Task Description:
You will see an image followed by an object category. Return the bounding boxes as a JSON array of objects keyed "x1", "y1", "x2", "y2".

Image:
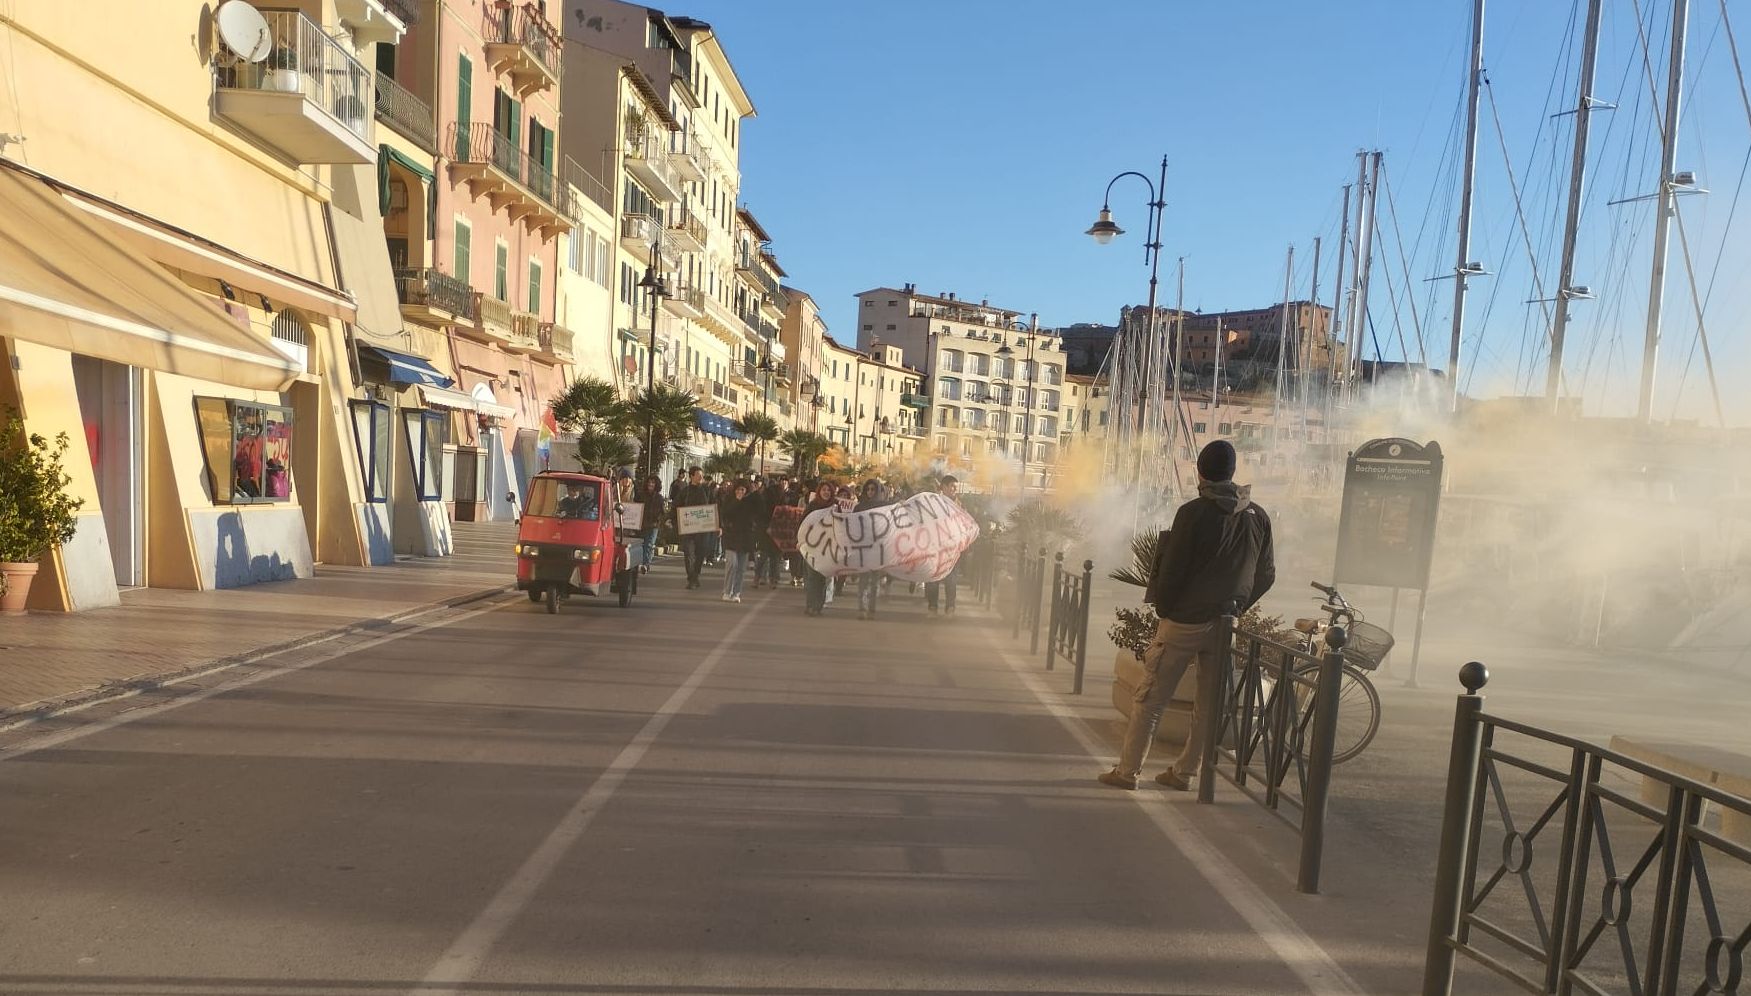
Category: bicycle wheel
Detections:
[{"x1": 1293, "y1": 662, "x2": 1381, "y2": 764}]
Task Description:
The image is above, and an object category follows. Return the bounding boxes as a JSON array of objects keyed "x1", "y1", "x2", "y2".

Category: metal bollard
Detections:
[
  {"x1": 1029, "y1": 547, "x2": 1047, "y2": 655},
  {"x1": 1046, "y1": 552, "x2": 1064, "y2": 670},
  {"x1": 1421, "y1": 662, "x2": 1490, "y2": 996},
  {"x1": 1073, "y1": 559, "x2": 1093, "y2": 695},
  {"x1": 1297, "y1": 627, "x2": 1348, "y2": 895},
  {"x1": 1198, "y1": 611, "x2": 1236, "y2": 805}
]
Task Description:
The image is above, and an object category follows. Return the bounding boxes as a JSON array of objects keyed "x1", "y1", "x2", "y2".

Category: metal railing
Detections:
[
  {"x1": 215, "y1": 8, "x2": 372, "y2": 142},
  {"x1": 375, "y1": 73, "x2": 435, "y2": 152},
  {"x1": 1199, "y1": 613, "x2": 1346, "y2": 894},
  {"x1": 620, "y1": 214, "x2": 658, "y2": 244},
  {"x1": 1045, "y1": 553, "x2": 1094, "y2": 694},
  {"x1": 1422, "y1": 665, "x2": 1751, "y2": 996},
  {"x1": 962, "y1": 536, "x2": 997, "y2": 608},
  {"x1": 449, "y1": 122, "x2": 563, "y2": 212},
  {"x1": 625, "y1": 131, "x2": 680, "y2": 192},
  {"x1": 1011, "y1": 544, "x2": 1047, "y2": 651},
  {"x1": 394, "y1": 267, "x2": 475, "y2": 320},
  {"x1": 482, "y1": 2, "x2": 561, "y2": 81},
  {"x1": 667, "y1": 208, "x2": 708, "y2": 247},
  {"x1": 381, "y1": 0, "x2": 419, "y2": 25},
  {"x1": 564, "y1": 156, "x2": 613, "y2": 213}
]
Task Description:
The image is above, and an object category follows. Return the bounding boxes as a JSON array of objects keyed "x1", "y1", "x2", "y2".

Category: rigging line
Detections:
[
  {"x1": 1482, "y1": 77, "x2": 1565, "y2": 391},
  {"x1": 1372, "y1": 216, "x2": 1416, "y2": 365},
  {"x1": 1378, "y1": 164, "x2": 1430, "y2": 365},
  {"x1": 1722, "y1": 0, "x2": 1751, "y2": 131},
  {"x1": 1666, "y1": 198, "x2": 1728, "y2": 428}
]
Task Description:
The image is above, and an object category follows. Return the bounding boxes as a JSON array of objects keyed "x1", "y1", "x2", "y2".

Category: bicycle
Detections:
[{"x1": 1289, "y1": 581, "x2": 1393, "y2": 764}]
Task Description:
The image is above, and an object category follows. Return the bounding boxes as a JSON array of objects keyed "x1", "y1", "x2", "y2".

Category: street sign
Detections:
[{"x1": 1334, "y1": 438, "x2": 1443, "y2": 590}]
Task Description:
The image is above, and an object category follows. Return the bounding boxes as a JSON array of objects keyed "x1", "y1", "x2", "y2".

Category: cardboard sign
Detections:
[
  {"x1": 797, "y1": 492, "x2": 980, "y2": 582},
  {"x1": 676, "y1": 503, "x2": 720, "y2": 535},
  {"x1": 768, "y1": 505, "x2": 804, "y2": 554},
  {"x1": 619, "y1": 502, "x2": 645, "y2": 532}
]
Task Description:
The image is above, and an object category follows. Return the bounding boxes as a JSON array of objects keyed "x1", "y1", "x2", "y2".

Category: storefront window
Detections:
[
  {"x1": 349, "y1": 400, "x2": 391, "y2": 503},
  {"x1": 194, "y1": 397, "x2": 294, "y2": 504},
  {"x1": 403, "y1": 409, "x2": 448, "y2": 501}
]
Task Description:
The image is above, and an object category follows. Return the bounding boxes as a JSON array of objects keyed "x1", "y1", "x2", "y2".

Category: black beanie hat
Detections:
[{"x1": 1197, "y1": 440, "x2": 1237, "y2": 483}]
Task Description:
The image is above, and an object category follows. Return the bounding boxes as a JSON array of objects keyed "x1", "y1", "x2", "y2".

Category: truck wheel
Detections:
[
  {"x1": 545, "y1": 585, "x2": 558, "y2": 614},
  {"x1": 527, "y1": 589, "x2": 542, "y2": 603},
  {"x1": 618, "y1": 571, "x2": 633, "y2": 607}
]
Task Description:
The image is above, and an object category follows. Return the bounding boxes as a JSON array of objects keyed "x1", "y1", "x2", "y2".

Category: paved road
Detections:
[{"x1": 0, "y1": 566, "x2": 1416, "y2": 995}]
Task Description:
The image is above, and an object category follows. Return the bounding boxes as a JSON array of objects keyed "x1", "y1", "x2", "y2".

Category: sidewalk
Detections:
[{"x1": 0, "y1": 521, "x2": 517, "y2": 716}]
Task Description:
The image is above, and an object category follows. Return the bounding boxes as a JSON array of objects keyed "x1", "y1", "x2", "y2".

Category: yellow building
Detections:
[{"x1": 0, "y1": 0, "x2": 419, "y2": 609}]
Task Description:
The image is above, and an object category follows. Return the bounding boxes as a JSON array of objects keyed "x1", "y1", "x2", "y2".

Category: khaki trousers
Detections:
[{"x1": 1116, "y1": 618, "x2": 1216, "y2": 779}]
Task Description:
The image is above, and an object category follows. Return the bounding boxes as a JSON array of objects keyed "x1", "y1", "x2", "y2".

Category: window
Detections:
[
  {"x1": 494, "y1": 242, "x2": 509, "y2": 301},
  {"x1": 1218, "y1": 422, "x2": 1232, "y2": 435},
  {"x1": 453, "y1": 219, "x2": 471, "y2": 283},
  {"x1": 885, "y1": 324, "x2": 896, "y2": 331},
  {"x1": 938, "y1": 377, "x2": 961, "y2": 401},
  {"x1": 404, "y1": 410, "x2": 446, "y2": 501},
  {"x1": 620, "y1": 262, "x2": 634, "y2": 305},
  {"x1": 862, "y1": 324, "x2": 873, "y2": 332},
  {"x1": 526, "y1": 476, "x2": 601, "y2": 520},
  {"x1": 864, "y1": 300, "x2": 874, "y2": 307},
  {"x1": 887, "y1": 299, "x2": 896, "y2": 306},
  {"x1": 527, "y1": 258, "x2": 542, "y2": 313},
  {"x1": 594, "y1": 236, "x2": 611, "y2": 287},
  {"x1": 348, "y1": 401, "x2": 391, "y2": 503},
  {"x1": 567, "y1": 232, "x2": 582, "y2": 273},
  {"x1": 1193, "y1": 422, "x2": 1207, "y2": 434}
]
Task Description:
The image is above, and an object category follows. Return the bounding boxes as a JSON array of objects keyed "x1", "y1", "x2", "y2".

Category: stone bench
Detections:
[{"x1": 1608, "y1": 737, "x2": 1751, "y2": 846}]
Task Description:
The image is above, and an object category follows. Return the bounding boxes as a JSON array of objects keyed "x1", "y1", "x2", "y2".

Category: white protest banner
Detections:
[
  {"x1": 618, "y1": 501, "x2": 645, "y2": 531},
  {"x1": 797, "y1": 492, "x2": 980, "y2": 582},
  {"x1": 676, "y1": 504, "x2": 720, "y2": 535}
]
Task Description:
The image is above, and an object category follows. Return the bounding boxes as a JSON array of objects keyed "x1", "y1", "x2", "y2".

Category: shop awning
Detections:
[
  {"x1": 693, "y1": 407, "x2": 745, "y2": 440},
  {"x1": 0, "y1": 162, "x2": 301, "y2": 391},
  {"x1": 359, "y1": 345, "x2": 453, "y2": 388},
  {"x1": 418, "y1": 385, "x2": 517, "y2": 419}
]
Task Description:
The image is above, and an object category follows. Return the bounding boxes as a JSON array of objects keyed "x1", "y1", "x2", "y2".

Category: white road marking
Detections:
[
  {"x1": 412, "y1": 594, "x2": 770, "y2": 995},
  {"x1": 0, "y1": 598, "x2": 514, "y2": 760},
  {"x1": 987, "y1": 632, "x2": 1368, "y2": 996}
]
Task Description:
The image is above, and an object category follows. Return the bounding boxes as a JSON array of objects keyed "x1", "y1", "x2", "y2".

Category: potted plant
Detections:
[
  {"x1": 264, "y1": 45, "x2": 300, "y2": 93},
  {"x1": 0, "y1": 408, "x2": 84, "y2": 614},
  {"x1": 333, "y1": 92, "x2": 367, "y2": 128}
]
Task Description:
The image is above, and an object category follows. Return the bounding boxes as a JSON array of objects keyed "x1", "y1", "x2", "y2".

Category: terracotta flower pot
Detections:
[{"x1": 0, "y1": 561, "x2": 39, "y2": 615}]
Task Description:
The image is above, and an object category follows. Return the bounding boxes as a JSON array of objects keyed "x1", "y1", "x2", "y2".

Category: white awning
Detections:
[{"x1": 419, "y1": 386, "x2": 481, "y2": 412}]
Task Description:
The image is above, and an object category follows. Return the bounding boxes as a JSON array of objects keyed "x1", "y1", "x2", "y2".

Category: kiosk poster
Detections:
[
  {"x1": 797, "y1": 492, "x2": 980, "y2": 583},
  {"x1": 231, "y1": 402, "x2": 293, "y2": 503},
  {"x1": 676, "y1": 504, "x2": 720, "y2": 535},
  {"x1": 1333, "y1": 438, "x2": 1443, "y2": 590}
]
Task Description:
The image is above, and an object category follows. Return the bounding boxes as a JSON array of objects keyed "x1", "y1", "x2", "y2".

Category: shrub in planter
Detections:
[
  {"x1": 1107, "y1": 529, "x2": 1295, "y2": 658},
  {"x1": 0, "y1": 408, "x2": 84, "y2": 613},
  {"x1": 264, "y1": 46, "x2": 300, "y2": 93},
  {"x1": 333, "y1": 93, "x2": 367, "y2": 123}
]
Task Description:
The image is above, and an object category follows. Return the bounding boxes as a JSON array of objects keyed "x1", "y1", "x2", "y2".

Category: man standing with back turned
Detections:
[{"x1": 1100, "y1": 440, "x2": 1275, "y2": 791}]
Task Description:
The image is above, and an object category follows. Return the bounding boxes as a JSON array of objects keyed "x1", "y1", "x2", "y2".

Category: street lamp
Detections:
[
  {"x1": 637, "y1": 265, "x2": 669, "y2": 479},
  {"x1": 1087, "y1": 156, "x2": 1169, "y2": 486},
  {"x1": 996, "y1": 313, "x2": 1039, "y2": 491}
]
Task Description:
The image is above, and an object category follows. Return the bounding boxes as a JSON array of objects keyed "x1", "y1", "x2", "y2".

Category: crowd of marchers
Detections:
[{"x1": 620, "y1": 466, "x2": 966, "y2": 620}]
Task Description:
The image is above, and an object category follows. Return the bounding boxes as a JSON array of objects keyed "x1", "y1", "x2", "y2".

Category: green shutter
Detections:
[
  {"x1": 528, "y1": 260, "x2": 541, "y2": 313},
  {"x1": 456, "y1": 55, "x2": 472, "y2": 159},
  {"x1": 454, "y1": 222, "x2": 470, "y2": 282},
  {"x1": 541, "y1": 127, "x2": 555, "y2": 170},
  {"x1": 495, "y1": 244, "x2": 508, "y2": 301}
]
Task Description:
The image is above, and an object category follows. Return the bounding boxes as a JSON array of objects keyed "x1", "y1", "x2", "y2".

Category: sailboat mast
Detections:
[
  {"x1": 1636, "y1": 0, "x2": 1692, "y2": 422},
  {"x1": 1277, "y1": 245, "x2": 1294, "y2": 420},
  {"x1": 1546, "y1": 0, "x2": 1604, "y2": 409},
  {"x1": 1213, "y1": 316, "x2": 1224, "y2": 412},
  {"x1": 1448, "y1": 0, "x2": 1486, "y2": 412},
  {"x1": 1353, "y1": 153, "x2": 1382, "y2": 393}
]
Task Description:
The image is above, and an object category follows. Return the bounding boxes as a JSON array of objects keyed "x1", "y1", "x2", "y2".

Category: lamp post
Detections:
[
  {"x1": 1086, "y1": 156, "x2": 1169, "y2": 486},
  {"x1": 997, "y1": 313, "x2": 1039, "y2": 492},
  {"x1": 637, "y1": 265, "x2": 669, "y2": 479}
]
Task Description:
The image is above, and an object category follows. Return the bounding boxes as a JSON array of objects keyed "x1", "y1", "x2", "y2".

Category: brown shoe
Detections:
[
  {"x1": 1097, "y1": 769, "x2": 1137, "y2": 791},
  {"x1": 1154, "y1": 767, "x2": 1191, "y2": 791}
]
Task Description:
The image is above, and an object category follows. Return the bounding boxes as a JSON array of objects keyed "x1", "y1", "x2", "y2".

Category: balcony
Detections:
[
  {"x1": 665, "y1": 209, "x2": 707, "y2": 253},
  {"x1": 670, "y1": 126, "x2": 706, "y2": 183},
  {"x1": 900, "y1": 393, "x2": 930, "y2": 410},
  {"x1": 336, "y1": 0, "x2": 411, "y2": 47},
  {"x1": 730, "y1": 361, "x2": 757, "y2": 386},
  {"x1": 760, "y1": 287, "x2": 789, "y2": 317},
  {"x1": 537, "y1": 322, "x2": 574, "y2": 362},
  {"x1": 661, "y1": 281, "x2": 705, "y2": 318},
  {"x1": 374, "y1": 73, "x2": 434, "y2": 153},
  {"x1": 624, "y1": 131, "x2": 683, "y2": 203},
  {"x1": 448, "y1": 122, "x2": 570, "y2": 237},
  {"x1": 505, "y1": 309, "x2": 541, "y2": 353},
  {"x1": 902, "y1": 425, "x2": 928, "y2": 438},
  {"x1": 482, "y1": 2, "x2": 561, "y2": 96},
  {"x1": 394, "y1": 267, "x2": 476, "y2": 326},
  {"x1": 564, "y1": 156, "x2": 613, "y2": 214},
  {"x1": 213, "y1": 9, "x2": 374, "y2": 165},
  {"x1": 619, "y1": 214, "x2": 661, "y2": 263},
  {"x1": 462, "y1": 292, "x2": 514, "y2": 345}
]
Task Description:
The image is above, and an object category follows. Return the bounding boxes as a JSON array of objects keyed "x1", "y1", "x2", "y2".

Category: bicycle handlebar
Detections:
[{"x1": 1310, "y1": 581, "x2": 1338, "y2": 597}]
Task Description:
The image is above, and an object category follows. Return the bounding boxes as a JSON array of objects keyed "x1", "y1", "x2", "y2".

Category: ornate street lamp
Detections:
[{"x1": 1086, "y1": 156, "x2": 1169, "y2": 486}]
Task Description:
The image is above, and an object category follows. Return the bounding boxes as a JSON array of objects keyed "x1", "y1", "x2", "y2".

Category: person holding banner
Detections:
[
  {"x1": 924, "y1": 475, "x2": 963, "y2": 617},
  {"x1": 853, "y1": 479, "x2": 892, "y2": 621},
  {"x1": 801, "y1": 481, "x2": 839, "y2": 616},
  {"x1": 674, "y1": 467, "x2": 717, "y2": 590}
]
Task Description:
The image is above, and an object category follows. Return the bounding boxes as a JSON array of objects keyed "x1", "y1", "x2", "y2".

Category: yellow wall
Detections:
[{"x1": 0, "y1": 339, "x2": 102, "y2": 610}]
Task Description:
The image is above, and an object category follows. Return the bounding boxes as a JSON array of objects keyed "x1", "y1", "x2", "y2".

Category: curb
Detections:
[{"x1": 0, "y1": 583, "x2": 513, "y2": 732}]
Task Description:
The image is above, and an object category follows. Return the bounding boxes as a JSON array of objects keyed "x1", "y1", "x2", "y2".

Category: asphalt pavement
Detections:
[{"x1": 0, "y1": 562, "x2": 1425, "y2": 995}]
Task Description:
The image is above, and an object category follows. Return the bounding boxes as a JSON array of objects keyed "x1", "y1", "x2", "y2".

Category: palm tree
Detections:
[
  {"x1": 776, "y1": 429, "x2": 831, "y2": 478},
  {"x1": 703, "y1": 449, "x2": 752, "y2": 478},
  {"x1": 621, "y1": 382, "x2": 699, "y2": 481},
  {"x1": 550, "y1": 377, "x2": 634, "y2": 476},
  {"x1": 733, "y1": 412, "x2": 781, "y2": 474}
]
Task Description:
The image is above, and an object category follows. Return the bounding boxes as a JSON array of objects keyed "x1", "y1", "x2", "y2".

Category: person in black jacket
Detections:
[
  {"x1": 1100, "y1": 440, "x2": 1275, "y2": 791},
  {"x1": 637, "y1": 476, "x2": 666, "y2": 574},
  {"x1": 853, "y1": 479, "x2": 891, "y2": 620},
  {"x1": 673, "y1": 466, "x2": 717, "y2": 589}
]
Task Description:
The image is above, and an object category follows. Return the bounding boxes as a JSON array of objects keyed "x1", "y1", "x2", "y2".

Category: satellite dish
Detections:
[{"x1": 215, "y1": 1, "x2": 274, "y2": 63}]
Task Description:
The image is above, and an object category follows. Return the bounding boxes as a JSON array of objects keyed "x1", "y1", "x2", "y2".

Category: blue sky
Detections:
[{"x1": 678, "y1": 0, "x2": 1751, "y2": 423}]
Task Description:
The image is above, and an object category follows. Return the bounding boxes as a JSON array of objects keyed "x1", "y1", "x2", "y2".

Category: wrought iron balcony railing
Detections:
[
  {"x1": 394, "y1": 267, "x2": 476, "y2": 320},
  {"x1": 374, "y1": 73, "x2": 434, "y2": 152}
]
